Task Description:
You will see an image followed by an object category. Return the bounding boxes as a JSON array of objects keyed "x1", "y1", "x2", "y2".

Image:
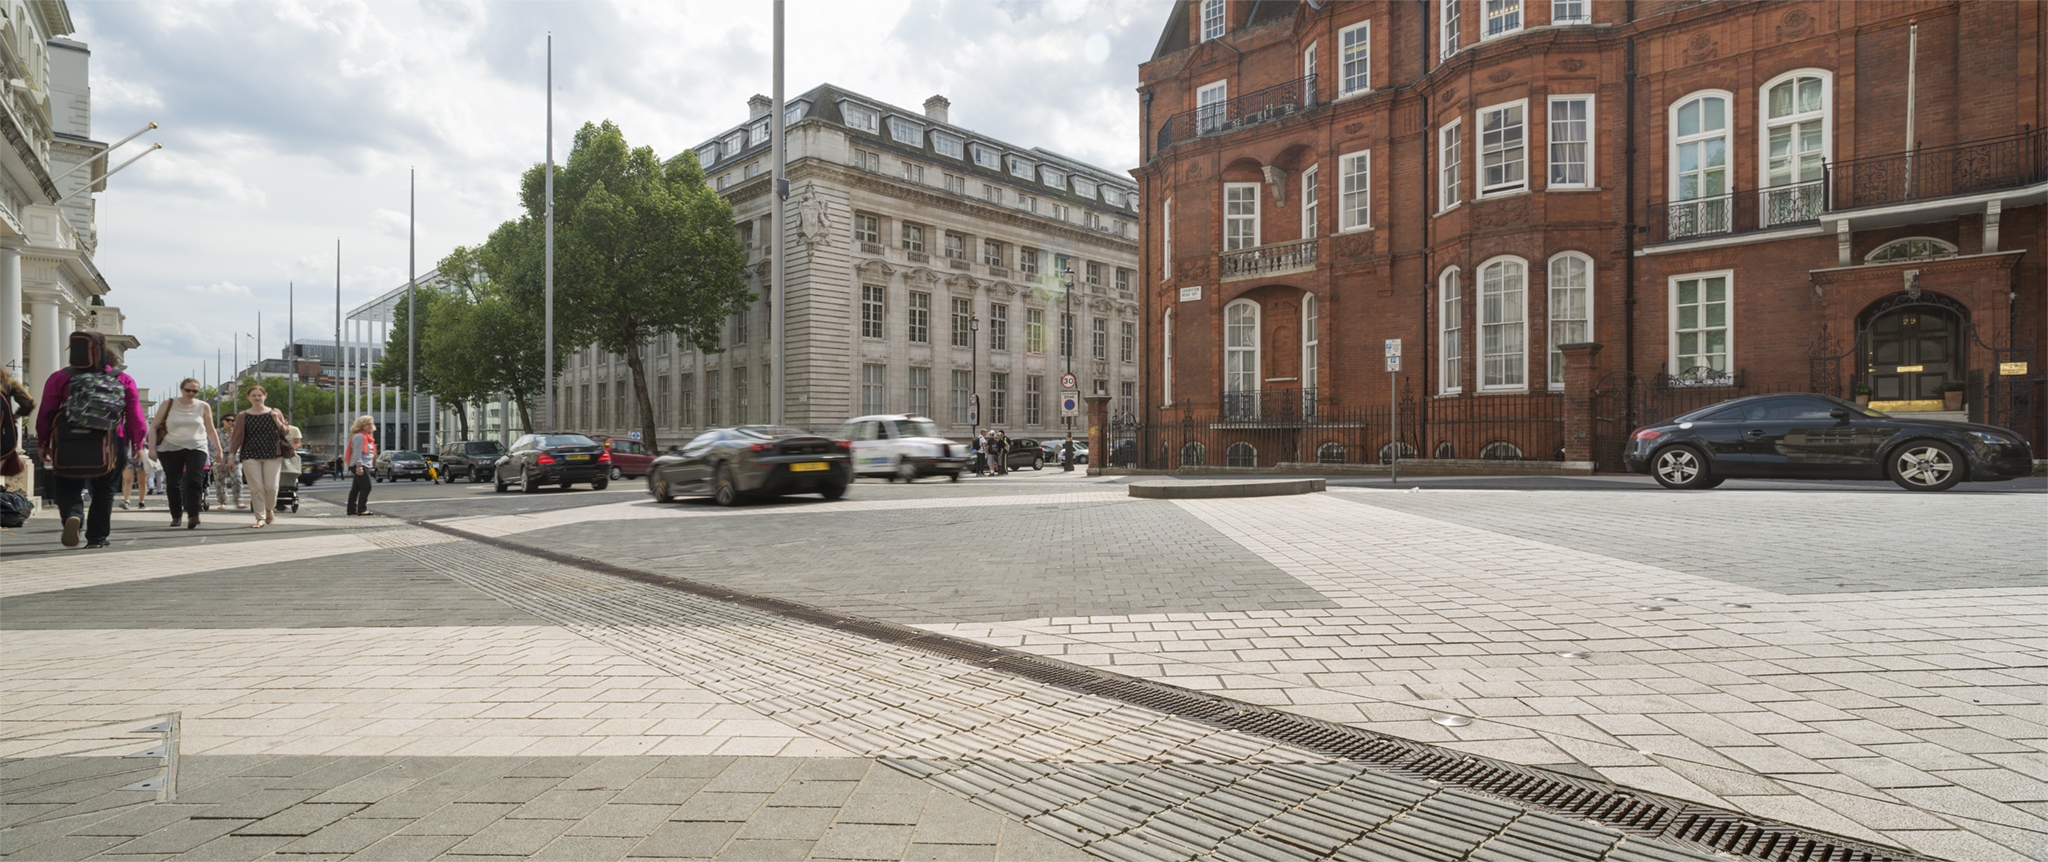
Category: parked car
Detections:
[
  {"x1": 647, "y1": 426, "x2": 852, "y2": 506},
  {"x1": 990, "y1": 436, "x2": 1043, "y2": 470},
  {"x1": 297, "y1": 450, "x2": 327, "y2": 485},
  {"x1": 1039, "y1": 439, "x2": 1089, "y2": 466},
  {"x1": 437, "y1": 440, "x2": 506, "y2": 484},
  {"x1": 590, "y1": 435, "x2": 655, "y2": 480},
  {"x1": 494, "y1": 433, "x2": 611, "y2": 493},
  {"x1": 837, "y1": 415, "x2": 967, "y2": 482},
  {"x1": 1624, "y1": 393, "x2": 2035, "y2": 492},
  {"x1": 374, "y1": 450, "x2": 432, "y2": 482}
]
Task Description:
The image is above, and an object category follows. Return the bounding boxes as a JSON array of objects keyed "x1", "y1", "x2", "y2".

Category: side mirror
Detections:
[
  {"x1": 667, "y1": 445, "x2": 681, "y2": 454},
  {"x1": 1829, "y1": 408, "x2": 1849, "y2": 420}
]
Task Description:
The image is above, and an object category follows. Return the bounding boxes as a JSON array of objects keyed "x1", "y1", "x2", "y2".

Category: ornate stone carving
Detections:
[
  {"x1": 1441, "y1": 88, "x2": 1458, "y2": 105},
  {"x1": 1183, "y1": 161, "x2": 1204, "y2": 181},
  {"x1": 1343, "y1": 122, "x2": 1366, "y2": 135},
  {"x1": 1486, "y1": 68, "x2": 1514, "y2": 83},
  {"x1": 1777, "y1": 7, "x2": 1814, "y2": 41},
  {"x1": 1682, "y1": 31, "x2": 1719, "y2": 63},
  {"x1": 1473, "y1": 196, "x2": 1531, "y2": 229},
  {"x1": 1560, "y1": 58, "x2": 1586, "y2": 72},
  {"x1": 1333, "y1": 232, "x2": 1373, "y2": 259},
  {"x1": 796, "y1": 192, "x2": 834, "y2": 248}
]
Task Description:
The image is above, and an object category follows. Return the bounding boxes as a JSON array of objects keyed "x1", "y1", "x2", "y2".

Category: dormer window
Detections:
[
  {"x1": 888, "y1": 117, "x2": 922, "y2": 145},
  {"x1": 1040, "y1": 167, "x2": 1065, "y2": 188},
  {"x1": 695, "y1": 144, "x2": 719, "y2": 166},
  {"x1": 785, "y1": 102, "x2": 808, "y2": 124},
  {"x1": 1102, "y1": 188, "x2": 1124, "y2": 207},
  {"x1": 971, "y1": 144, "x2": 1000, "y2": 169},
  {"x1": 1200, "y1": 0, "x2": 1224, "y2": 42},
  {"x1": 723, "y1": 131, "x2": 745, "y2": 154},
  {"x1": 841, "y1": 102, "x2": 880, "y2": 133},
  {"x1": 1007, "y1": 156, "x2": 1034, "y2": 180},
  {"x1": 931, "y1": 131, "x2": 964, "y2": 159},
  {"x1": 748, "y1": 119, "x2": 769, "y2": 144},
  {"x1": 1072, "y1": 178, "x2": 1099, "y2": 199}
]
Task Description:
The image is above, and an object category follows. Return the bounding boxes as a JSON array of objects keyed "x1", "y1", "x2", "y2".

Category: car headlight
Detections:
[{"x1": 1968, "y1": 431, "x2": 2014, "y2": 445}]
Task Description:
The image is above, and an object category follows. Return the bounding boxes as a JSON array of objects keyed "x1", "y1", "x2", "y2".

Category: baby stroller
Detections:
[{"x1": 275, "y1": 467, "x2": 300, "y2": 513}]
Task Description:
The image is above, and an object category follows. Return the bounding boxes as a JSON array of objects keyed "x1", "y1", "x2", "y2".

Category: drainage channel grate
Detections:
[{"x1": 412, "y1": 520, "x2": 1936, "y2": 862}]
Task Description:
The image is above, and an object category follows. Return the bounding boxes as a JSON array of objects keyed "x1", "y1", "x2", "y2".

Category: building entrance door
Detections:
[{"x1": 1864, "y1": 306, "x2": 1959, "y2": 404}]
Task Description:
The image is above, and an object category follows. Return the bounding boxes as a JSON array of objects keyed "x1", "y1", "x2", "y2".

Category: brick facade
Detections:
[{"x1": 1135, "y1": 0, "x2": 2047, "y2": 465}]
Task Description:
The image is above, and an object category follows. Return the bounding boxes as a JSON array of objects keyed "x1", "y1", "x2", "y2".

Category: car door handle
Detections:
[{"x1": 1745, "y1": 429, "x2": 1767, "y2": 438}]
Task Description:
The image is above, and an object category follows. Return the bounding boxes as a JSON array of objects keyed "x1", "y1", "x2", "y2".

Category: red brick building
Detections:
[{"x1": 1130, "y1": 0, "x2": 2045, "y2": 470}]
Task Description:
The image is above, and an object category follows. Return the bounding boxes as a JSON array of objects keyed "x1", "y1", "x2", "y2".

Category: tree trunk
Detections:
[
  {"x1": 624, "y1": 331, "x2": 659, "y2": 451},
  {"x1": 452, "y1": 399, "x2": 471, "y2": 440},
  {"x1": 510, "y1": 384, "x2": 535, "y2": 434}
]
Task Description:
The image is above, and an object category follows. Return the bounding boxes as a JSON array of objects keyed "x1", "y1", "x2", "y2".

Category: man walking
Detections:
[{"x1": 34, "y1": 331, "x2": 146, "y2": 549}]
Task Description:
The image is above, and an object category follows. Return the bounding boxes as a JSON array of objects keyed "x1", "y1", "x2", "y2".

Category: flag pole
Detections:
[{"x1": 543, "y1": 33, "x2": 555, "y2": 434}]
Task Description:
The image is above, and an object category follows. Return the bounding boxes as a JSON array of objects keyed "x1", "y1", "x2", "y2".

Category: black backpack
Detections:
[{"x1": 50, "y1": 332, "x2": 124, "y2": 478}]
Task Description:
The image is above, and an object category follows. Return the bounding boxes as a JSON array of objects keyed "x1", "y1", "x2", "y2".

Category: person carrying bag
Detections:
[
  {"x1": 149, "y1": 377, "x2": 223, "y2": 529},
  {"x1": 227, "y1": 385, "x2": 289, "y2": 528},
  {"x1": 34, "y1": 332, "x2": 146, "y2": 548},
  {"x1": 344, "y1": 416, "x2": 376, "y2": 515}
]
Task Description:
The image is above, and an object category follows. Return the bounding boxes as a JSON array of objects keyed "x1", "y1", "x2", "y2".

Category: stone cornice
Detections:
[
  {"x1": 789, "y1": 160, "x2": 1139, "y2": 258},
  {"x1": 1809, "y1": 250, "x2": 2024, "y2": 284}
]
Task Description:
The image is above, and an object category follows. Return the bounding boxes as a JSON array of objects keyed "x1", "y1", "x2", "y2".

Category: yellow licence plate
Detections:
[
  {"x1": 567, "y1": 454, "x2": 591, "y2": 461},
  {"x1": 789, "y1": 462, "x2": 828, "y2": 472}
]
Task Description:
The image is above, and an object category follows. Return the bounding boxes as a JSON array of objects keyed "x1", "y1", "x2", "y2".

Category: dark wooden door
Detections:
[{"x1": 1867, "y1": 309, "x2": 1958, "y2": 401}]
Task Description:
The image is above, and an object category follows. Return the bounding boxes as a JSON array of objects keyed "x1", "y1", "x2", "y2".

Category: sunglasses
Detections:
[{"x1": 182, "y1": 388, "x2": 199, "y2": 394}]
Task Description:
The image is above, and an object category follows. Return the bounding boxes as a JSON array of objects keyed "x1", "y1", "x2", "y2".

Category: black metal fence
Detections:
[
  {"x1": 1830, "y1": 127, "x2": 2047, "y2": 209},
  {"x1": 1156, "y1": 74, "x2": 1318, "y2": 152},
  {"x1": 1120, "y1": 390, "x2": 1565, "y2": 471},
  {"x1": 1587, "y1": 372, "x2": 1808, "y2": 473}
]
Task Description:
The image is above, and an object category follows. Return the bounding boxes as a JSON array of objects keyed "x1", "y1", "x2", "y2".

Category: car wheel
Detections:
[
  {"x1": 1650, "y1": 445, "x2": 1714, "y2": 490},
  {"x1": 713, "y1": 466, "x2": 742, "y2": 506},
  {"x1": 821, "y1": 480, "x2": 847, "y2": 500},
  {"x1": 610, "y1": 466, "x2": 623, "y2": 481},
  {"x1": 1889, "y1": 440, "x2": 1963, "y2": 491},
  {"x1": 896, "y1": 459, "x2": 918, "y2": 483},
  {"x1": 592, "y1": 478, "x2": 609, "y2": 491},
  {"x1": 1033, "y1": 457, "x2": 1043, "y2": 471},
  {"x1": 494, "y1": 471, "x2": 508, "y2": 493},
  {"x1": 652, "y1": 476, "x2": 674, "y2": 503},
  {"x1": 522, "y1": 468, "x2": 541, "y2": 494},
  {"x1": 949, "y1": 471, "x2": 960, "y2": 483},
  {"x1": 560, "y1": 480, "x2": 575, "y2": 490}
]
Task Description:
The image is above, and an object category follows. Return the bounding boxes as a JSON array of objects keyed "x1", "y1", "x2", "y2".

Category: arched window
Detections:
[
  {"x1": 1226, "y1": 442, "x2": 1257, "y2": 467},
  {"x1": 1669, "y1": 91, "x2": 1732, "y2": 237},
  {"x1": 1180, "y1": 441, "x2": 1206, "y2": 467},
  {"x1": 1866, "y1": 237, "x2": 1958, "y2": 263},
  {"x1": 1379, "y1": 441, "x2": 1417, "y2": 463},
  {"x1": 1317, "y1": 442, "x2": 1346, "y2": 464},
  {"x1": 1479, "y1": 256, "x2": 1527, "y2": 390},
  {"x1": 1224, "y1": 300, "x2": 1260, "y2": 417},
  {"x1": 1548, "y1": 252, "x2": 1592, "y2": 389},
  {"x1": 1302, "y1": 293, "x2": 1320, "y2": 402},
  {"x1": 1761, "y1": 71, "x2": 1830, "y2": 227},
  {"x1": 1439, "y1": 267, "x2": 1462, "y2": 393},
  {"x1": 1479, "y1": 441, "x2": 1524, "y2": 460}
]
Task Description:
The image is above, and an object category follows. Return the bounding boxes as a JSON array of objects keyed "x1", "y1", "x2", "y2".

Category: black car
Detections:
[
  {"x1": 647, "y1": 426, "x2": 851, "y2": 506},
  {"x1": 375, "y1": 450, "x2": 432, "y2": 482},
  {"x1": 438, "y1": 440, "x2": 506, "y2": 483},
  {"x1": 296, "y1": 449, "x2": 326, "y2": 485},
  {"x1": 494, "y1": 434, "x2": 611, "y2": 492},
  {"x1": 1624, "y1": 393, "x2": 2034, "y2": 491}
]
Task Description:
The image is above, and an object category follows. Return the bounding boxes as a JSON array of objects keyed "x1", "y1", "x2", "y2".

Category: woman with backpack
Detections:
[
  {"x1": 149, "y1": 377, "x2": 223, "y2": 529},
  {"x1": 33, "y1": 331, "x2": 145, "y2": 549},
  {"x1": 344, "y1": 415, "x2": 376, "y2": 516},
  {"x1": 227, "y1": 386, "x2": 289, "y2": 528}
]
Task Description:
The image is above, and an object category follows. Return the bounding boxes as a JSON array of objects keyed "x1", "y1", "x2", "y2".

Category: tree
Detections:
[{"x1": 501, "y1": 120, "x2": 750, "y2": 450}]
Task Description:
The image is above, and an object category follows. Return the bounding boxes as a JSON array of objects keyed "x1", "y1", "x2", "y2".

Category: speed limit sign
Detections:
[{"x1": 1060, "y1": 372, "x2": 1078, "y2": 390}]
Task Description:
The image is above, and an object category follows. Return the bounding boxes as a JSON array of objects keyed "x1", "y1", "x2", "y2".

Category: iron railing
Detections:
[
  {"x1": 1127, "y1": 390, "x2": 1568, "y2": 470},
  {"x1": 1829, "y1": 127, "x2": 2047, "y2": 209},
  {"x1": 1650, "y1": 181, "x2": 1824, "y2": 242},
  {"x1": 1220, "y1": 387, "x2": 1319, "y2": 422},
  {"x1": 1221, "y1": 236, "x2": 1319, "y2": 281},
  {"x1": 1157, "y1": 74, "x2": 1318, "y2": 152}
]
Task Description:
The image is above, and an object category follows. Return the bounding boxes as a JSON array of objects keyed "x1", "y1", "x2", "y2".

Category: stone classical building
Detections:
[
  {"x1": 555, "y1": 85, "x2": 1142, "y2": 446},
  {"x1": 1133, "y1": 0, "x2": 2044, "y2": 469},
  {"x1": 3, "y1": 1, "x2": 136, "y2": 394}
]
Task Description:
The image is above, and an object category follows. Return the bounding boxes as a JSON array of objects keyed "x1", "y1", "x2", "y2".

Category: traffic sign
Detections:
[
  {"x1": 1384, "y1": 338, "x2": 1402, "y2": 357},
  {"x1": 629, "y1": 431, "x2": 642, "y2": 440},
  {"x1": 1060, "y1": 372, "x2": 1078, "y2": 390},
  {"x1": 1385, "y1": 355, "x2": 1402, "y2": 372},
  {"x1": 1060, "y1": 391, "x2": 1080, "y2": 417},
  {"x1": 969, "y1": 393, "x2": 980, "y2": 424}
]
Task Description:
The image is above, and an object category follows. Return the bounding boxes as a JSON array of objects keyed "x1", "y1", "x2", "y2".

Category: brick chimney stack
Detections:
[
  {"x1": 923, "y1": 95, "x2": 950, "y2": 124},
  {"x1": 748, "y1": 94, "x2": 772, "y2": 119}
]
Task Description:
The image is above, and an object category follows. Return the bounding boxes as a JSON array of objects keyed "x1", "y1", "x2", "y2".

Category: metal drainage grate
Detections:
[{"x1": 410, "y1": 519, "x2": 1938, "y2": 862}]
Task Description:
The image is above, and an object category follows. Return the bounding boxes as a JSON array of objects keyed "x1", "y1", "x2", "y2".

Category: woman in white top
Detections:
[{"x1": 148, "y1": 377, "x2": 224, "y2": 530}]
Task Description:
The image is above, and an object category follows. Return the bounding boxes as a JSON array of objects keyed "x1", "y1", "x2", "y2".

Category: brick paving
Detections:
[{"x1": 3, "y1": 478, "x2": 2041, "y2": 860}]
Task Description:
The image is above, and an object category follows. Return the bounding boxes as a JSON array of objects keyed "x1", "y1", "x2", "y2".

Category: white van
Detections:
[{"x1": 835, "y1": 415, "x2": 968, "y2": 482}]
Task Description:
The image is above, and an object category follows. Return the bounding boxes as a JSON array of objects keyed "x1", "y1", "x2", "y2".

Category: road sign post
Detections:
[{"x1": 1385, "y1": 339, "x2": 1402, "y2": 483}]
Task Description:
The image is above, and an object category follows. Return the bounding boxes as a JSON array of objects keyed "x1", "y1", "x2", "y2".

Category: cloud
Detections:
[{"x1": 183, "y1": 281, "x2": 255, "y2": 297}]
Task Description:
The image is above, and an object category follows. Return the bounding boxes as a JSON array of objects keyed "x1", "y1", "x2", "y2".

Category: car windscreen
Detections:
[
  {"x1": 736, "y1": 426, "x2": 813, "y2": 439},
  {"x1": 539, "y1": 435, "x2": 597, "y2": 448},
  {"x1": 391, "y1": 451, "x2": 423, "y2": 461},
  {"x1": 893, "y1": 420, "x2": 942, "y2": 439},
  {"x1": 466, "y1": 442, "x2": 503, "y2": 455}
]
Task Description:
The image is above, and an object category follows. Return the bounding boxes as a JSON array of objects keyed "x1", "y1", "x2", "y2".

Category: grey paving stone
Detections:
[
  {"x1": 234, "y1": 802, "x2": 361, "y2": 837},
  {"x1": 456, "y1": 775, "x2": 565, "y2": 804},
  {"x1": 566, "y1": 758, "x2": 664, "y2": 789},
  {"x1": 66, "y1": 802, "x2": 210, "y2": 836},
  {"x1": 103, "y1": 818, "x2": 251, "y2": 855},
  {"x1": 671, "y1": 792, "x2": 769, "y2": 822},
  {"x1": 509, "y1": 756, "x2": 603, "y2": 779},
  {"x1": 700, "y1": 758, "x2": 801, "y2": 793},
  {"x1": 175, "y1": 833, "x2": 298, "y2": 861},
  {"x1": 153, "y1": 777, "x2": 272, "y2": 806},
  {"x1": 810, "y1": 823, "x2": 916, "y2": 861},
  {"x1": 567, "y1": 804, "x2": 681, "y2": 838},
  {"x1": 993, "y1": 822, "x2": 1093, "y2": 862},
  {"x1": 734, "y1": 806, "x2": 836, "y2": 841},
  {"x1": 531, "y1": 834, "x2": 641, "y2": 861},
  {"x1": 905, "y1": 841, "x2": 998, "y2": 861},
  {"x1": 398, "y1": 802, "x2": 518, "y2": 835},
  {"x1": 647, "y1": 756, "x2": 736, "y2": 779},
  {"x1": 2, "y1": 834, "x2": 126, "y2": 862},
  {"x1": 350, "y1": 788, "x2": 463, "y2": 820},
  {"x1": 713, "y1": 838, "x2": 815, "y2": 860},
  {"x1": 508, "y1": 788, "x2": 617, "y2": 820},
  {"x1": 631, "y1": 820, "x2": 742, "y2": 857},
  {"x1": 766, "y1": 779, "x2": 859, "y2": 808},
  {"x1": 343, "y1": 832, "x2": 465, "y2": 861},
  {"x1": 836, "y1": 789, "x2": 930, "y2": 825},
  {"x1": 793, "y1": 759, "x2": 875, "y2": 782},
  {"x1": 192, "y1": 787, "x2": 322, "y2": 820},
  {"x1": 447, "y1": 816, "x2": 573, "y2": 856},
  {"x1": 273, "y1": 815, "x2": 409, "y2": 854},
  {"x1": 612, "y1": 777, "x2": 710, "y2": 805}
]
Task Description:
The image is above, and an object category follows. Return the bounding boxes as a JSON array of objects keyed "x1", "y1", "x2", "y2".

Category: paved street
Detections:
[{"x1": 2, "y1": 470, "x2": 2043, "y2": 862}]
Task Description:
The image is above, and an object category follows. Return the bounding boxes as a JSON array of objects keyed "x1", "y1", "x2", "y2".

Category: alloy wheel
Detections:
[
  {"x1": 1653, "y1": 447, "x2": 1707, "y2": 489},
  {"x1": 1894, "y1": 444, "x2": 1955, "y2": 488}
]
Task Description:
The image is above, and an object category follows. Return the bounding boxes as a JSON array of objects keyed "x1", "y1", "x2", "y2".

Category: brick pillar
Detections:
[
  {"x1": 1084, "y1": 394, "x2": 1111, "y2": 476},
  {"x1": 1558, "y1": 342, "x2": 1604, "y2": 464}
]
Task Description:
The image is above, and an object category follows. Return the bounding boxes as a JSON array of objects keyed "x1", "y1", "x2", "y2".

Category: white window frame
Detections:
[
  {"x1": 1441, "y1": 0, "x2": 1462, "y2": 60},
  {"x1": 1670, "y1": 271, "x2": 1734, "y2": 384},
  {"x1": 1338, "y1": 21, "x2": 1370, "y2": 97},
  {"x1": 1302, "y1": 293, "x2": 1319, "y2": 395},
  {"x1": 1007, "y1": 156, "x2": 1034, "y2": 180},
  {"x1": 971, "y1": 144, "x2": 1000, "y2": 169},
  {"x1": 1201, "y1": 0, "x2": 1225, "y2": 41},
  {"x1": 1338, "y1": 150, "x2": 1370, "y2": 231},
  {"x1": 900, "y1": 223, "x2": 924, "y2": 252},
  {"x1": 1197, "y1": 80, "x2": 1229, "y2": 134},
  {"x1": 1758, "y1": 69, "x2": 1832, "y2": 227},
  {"x1": 1477, "y1": 100, "x2": 1528, "y2": 196},
  {"x1": 983, "y1": 239, "x2": 1004, "y2": 267},
  {"x1": 1224, "y1": 182, "x2": 1261, "y2": 249},
  {"x1": 1224, "y1": 299, "x2": 1260, "y2": 399},
  {"x1": 1547, "y1": 252, "x2": 1593, "y2": 389},
  {"x1": 841, "y1": 102, "x2": 880, "y2": 133},
  {"x1": 1040, "y1": 167, "x2": 1065, "y2": 189},
  {"x1": 944, "y1": 232, "x2": 966, "y2": 260},
  {"x1": 1477, "y1": 255, "x2": 1527, "y2": 391},
  {"x1": 1303, "y1": 41, "x2": 1318, "y2": 97},
  {"x1": 906, "y1": 290, "x2": 930, "y2": 344},
  {"x1": 861, "y1": 285, "x2": 885, "y2": 339},
  {"x1": 888, "y1": 117, "x2": 922, "y2": 145},
  {"x1": 1483, "y1": 0, "x2": 1522, "y2": 40},
  {"x1": 908, "y1": 366, "x2": 930, "y2": 418},
  {"x1": 990, "y1": 303, "x2": 1009, "y2": 351},
  {"x1": 1162, "y1": 198, "x2": 1174, "y2": 280},
  {"x1": 1669, "y1": 90, "x2": 1733, "y2": 235},
  {"x1": 931, "y1": 131, "x2": 964, "y2": 159},
  {"x1": 1547, "y1": 95, "x2": 1594, "y2": 189},
  {"x1": 853, "y1": 213, "x2": 879, "y2": 245},
  {"x1": 1439, "y1": 267, "x2": 1462, "y2": 393},
  {"x1": 1551, "y1": 0, "x2": 1589, "y2": 25},
  {"x1": 1439, "y1": 119, "x2": 1463, "y2": 210},
  {"x1": 861, "y1": 364, "x2": 886, "y2": 415},
  {"x1": 1121, "y1": 321, "x2": 1136, "y2": 363},
  {"x1": 1301, "y1": 164, "x2": 1319, "y2": 238},
  {"x1": 1163, "y1": 308, "x2": 1174, "y2": 406}
]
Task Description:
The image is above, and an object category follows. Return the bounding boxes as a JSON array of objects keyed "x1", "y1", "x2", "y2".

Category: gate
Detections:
[{"x1": 1589, "y1": 372, "x2": 1644, "y2": 473}]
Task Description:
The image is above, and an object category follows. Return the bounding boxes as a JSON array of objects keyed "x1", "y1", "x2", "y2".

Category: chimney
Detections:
[
  {"x1": 748, "y1": 94, "x2": 772, "y2": 119},
  {"x1": 923, "y1": 95, "x2": 950, "y2": 124}
]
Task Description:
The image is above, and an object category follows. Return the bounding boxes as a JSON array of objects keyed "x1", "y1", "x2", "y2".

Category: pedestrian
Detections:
[
  {"x1": 970, "y1": 432, "x2": 986, "y2": 476},
  {"x1": 228, "y1": 386, "x2": 289, "y2": 528},
  {"x1": 119, "y1": 441, "x2": 152, "y2": 510},
  {"x1": 34, "y1": 331, "x2": 146, "y2": 549},
  {"x1": 212, "y1": 413, "x2": 243, "y2": 511},
  {"x1": 992, "y1": 431, "x2": 1009, "y2": 475},
  {"x1": 148, "y1": 377, "x2": 223, "y2": 530},
  {"x1": 1, "y1": 365, "x2": 33, "y2": 500},
  {"x1": 344, "y1": 415, "x2": 376, "y2": 516}
]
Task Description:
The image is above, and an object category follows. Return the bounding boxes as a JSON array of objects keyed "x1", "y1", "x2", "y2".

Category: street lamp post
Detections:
[
  {"x1": 969, "y1": 314, "x2": 980, "y2": 440},
  {"x1": 1060, "y1": 265, "x2": 1076, "y2": 435}
]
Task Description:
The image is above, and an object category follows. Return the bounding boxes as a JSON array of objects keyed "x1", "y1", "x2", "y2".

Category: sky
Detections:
[{"x1": 73, "y1": 0, "x2": 1173, "y2": 403}]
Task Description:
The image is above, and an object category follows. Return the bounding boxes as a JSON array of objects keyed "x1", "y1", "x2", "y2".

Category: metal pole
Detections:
[
  {"x1": 335, "y1": 239, "x2": 342, "y2": 457},
  {"x1": 771, "y1": 0, "x2": 786, "y2": 426},
  {"x1": 1389, "y1": 369, "x2": 1399, "y2": 483},
  {"x1": 288, "y1": 281, "x2": 294, "y2": 420},
  {"x1": 544, "y1": 32, "x2": 555, "y2": 433},
  {"x1": 1903, "y1": 22, "x2": 1919, "y2": 198},
  {"x1": 408, "y1": 167, "x2": 416, "y2": 452}
]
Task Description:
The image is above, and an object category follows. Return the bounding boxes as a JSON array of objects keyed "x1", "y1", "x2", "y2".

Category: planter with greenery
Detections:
[
  {"x1": 1938, "y1": 379, "x2": 1966, "y2": 410},
  {"x1": 1851, "y1": 382, "x2": 1872, "y2": 405}
]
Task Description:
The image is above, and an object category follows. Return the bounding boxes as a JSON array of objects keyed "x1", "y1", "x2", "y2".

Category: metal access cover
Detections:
[{"x1": 1431, "y1": 714, "x2": 1473, "y2": 727}]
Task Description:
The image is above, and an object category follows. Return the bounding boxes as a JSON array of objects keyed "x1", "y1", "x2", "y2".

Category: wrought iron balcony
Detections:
[
  {"x1": 1650, "y1": 181, "x2": 1824, "y2": 242},
  {"x1": 1220, "y1": 236, "x2": 1320, "y2": 281},
  {"x1": 1220, "y1": 387, "x2": 1320, "y2": 423},
  {"x1": 1157, "y1": 74, "x2": 1318, "y2": 152},
  {"x1": 1830, "y1": 127, "x2": 2046, "y2": 210}
]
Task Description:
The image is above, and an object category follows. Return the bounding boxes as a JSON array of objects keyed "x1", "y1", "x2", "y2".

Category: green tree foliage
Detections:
[
  {"x1": 216, "y1": 377, "x2": 332, "y2": 429},
  {"x1": 372, "y1": 240, "x2": 553, "y2": 440},
  {"x1": 497, "y1": 120, "x2": 751, "y2": 450}
]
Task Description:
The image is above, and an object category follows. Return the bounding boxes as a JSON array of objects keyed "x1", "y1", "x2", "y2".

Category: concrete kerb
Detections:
[{"x1": 1127, "y1": 478, "x2": 1326, "y2": 499}]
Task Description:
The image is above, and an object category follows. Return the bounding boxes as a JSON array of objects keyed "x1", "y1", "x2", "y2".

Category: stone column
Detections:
[
  {"x1": 1084, "y1": 394, "x2": 1110, "y2": 476},
  {"x1": 1557, "y1": 342, "x2": 1603, "y2": 465},
  {"x1": 27, "y1": 291, "x2": 64, "y2": 397},
  {"x1": 1, "y1": 239, "x2": 21, "y2": 378}
]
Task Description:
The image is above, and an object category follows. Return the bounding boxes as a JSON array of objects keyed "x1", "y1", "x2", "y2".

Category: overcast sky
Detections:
[{"x1": 74, "y1": 0, "x2": 1171, "y2": 403}]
